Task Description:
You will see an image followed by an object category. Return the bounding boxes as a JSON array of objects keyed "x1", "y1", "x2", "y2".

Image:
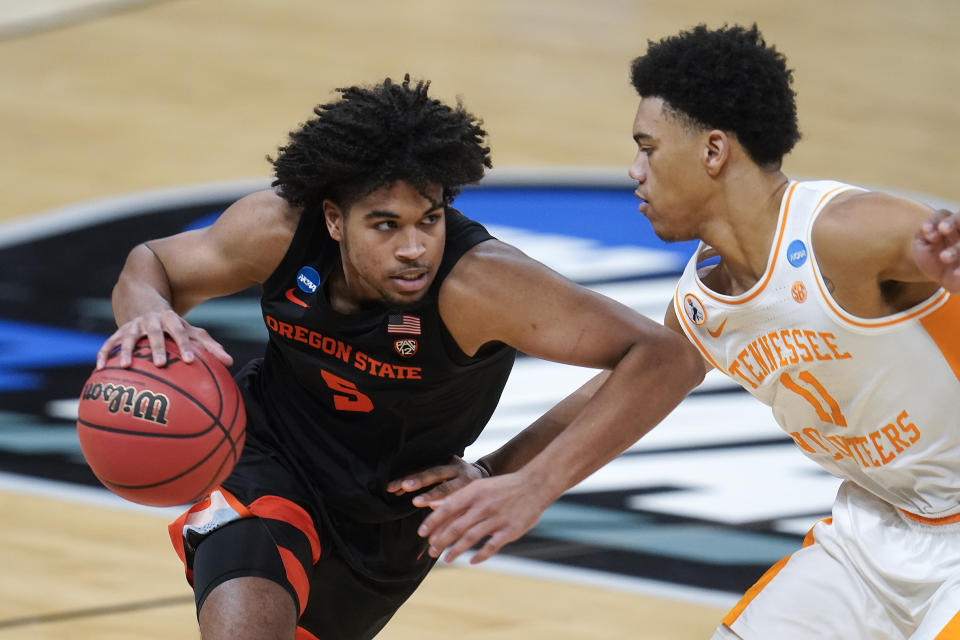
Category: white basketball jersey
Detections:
[{"x1": 674, "y1": 180, "x2": 960, "y2": 519}]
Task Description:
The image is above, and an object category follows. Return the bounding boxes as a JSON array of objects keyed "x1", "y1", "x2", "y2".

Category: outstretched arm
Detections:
[{"x1": 412, "y1": 240, "x2": 705, "y2": 563}]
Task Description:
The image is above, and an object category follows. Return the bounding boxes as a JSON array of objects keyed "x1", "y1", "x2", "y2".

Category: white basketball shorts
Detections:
[{"x1": 717, "y1": 481, "x2": 960, "y2": 639}]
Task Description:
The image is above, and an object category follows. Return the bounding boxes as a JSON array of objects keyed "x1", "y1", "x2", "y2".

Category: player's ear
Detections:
[
  {"x1": 323, "y1": 200, "x2": 345, "y2": 242},
  {"x1": 703, "y1": 130, "x2": 730, "y2": 177}
]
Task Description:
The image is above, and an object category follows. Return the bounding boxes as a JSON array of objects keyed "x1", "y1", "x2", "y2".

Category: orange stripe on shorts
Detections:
[
  {"x1": 295, "y1": 626, "x2": 322, "y2": 640},
  {"x1": 278, "y1": 546, "x2": 310, "y2": 616},
  {"x1": 722, "y1": 518, "x2": 832, "y2": 627},
  {"x1": 247, "y1": 495, "x2": 322, "y2": 563},
  {"x1": 935, "y1": 609, "x2": 960, "y2": 639},
  {"x1": 899, "y1": 508, "x2": 960, "y2": 526}
]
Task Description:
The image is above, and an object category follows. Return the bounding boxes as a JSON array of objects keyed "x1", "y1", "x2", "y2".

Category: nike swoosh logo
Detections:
[
  {"x1": 707, "y1": 319, "x2": 727, "y2": 338},
  {"x1": 285, "y1": 288, "x2": 309, "y2": 308}
]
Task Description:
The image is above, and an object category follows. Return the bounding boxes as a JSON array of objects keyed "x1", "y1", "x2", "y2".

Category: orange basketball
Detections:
[{"x1": 76, "y1": 338, "x2": 246, "y2": 507}]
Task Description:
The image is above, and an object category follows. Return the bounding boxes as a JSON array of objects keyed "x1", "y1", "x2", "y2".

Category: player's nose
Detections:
[
  {"x1": 628, "y1": 153, "x2": 647, "y2": 183},
  {"x1": 395, "y1": 229, "x2": 426, "y2": 261}
]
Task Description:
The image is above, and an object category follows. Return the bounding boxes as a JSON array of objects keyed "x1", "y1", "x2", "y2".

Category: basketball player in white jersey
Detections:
[{"x1": 403, "y1": 23, "x2": 960, "y2": 640}]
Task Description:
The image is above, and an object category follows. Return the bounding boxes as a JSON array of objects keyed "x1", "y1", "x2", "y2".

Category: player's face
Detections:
[
  {"x1": 629, "y1": 97, "x2": 711, "y2": 242},
  {"x1": 325, "y1": 180, "x2": 446, "y2": 308}
]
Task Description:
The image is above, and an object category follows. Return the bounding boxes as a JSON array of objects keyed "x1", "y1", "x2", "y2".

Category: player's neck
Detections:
[
  {"x1": 325, "y1": 260, "x2": 381, "y2": 314},
  {"x1": 701, "y1": 171, "x2": 790, "y2": 293}
]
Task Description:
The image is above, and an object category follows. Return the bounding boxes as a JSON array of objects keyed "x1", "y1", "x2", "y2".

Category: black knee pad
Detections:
[{"x1": 191, "y1": 517, "x2": 307, "y2": 614}]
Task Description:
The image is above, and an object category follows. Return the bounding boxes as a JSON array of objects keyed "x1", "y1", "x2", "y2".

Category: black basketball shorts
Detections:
[{"x1": 168, "y1": 448, "x2": 435, "y2": 639}]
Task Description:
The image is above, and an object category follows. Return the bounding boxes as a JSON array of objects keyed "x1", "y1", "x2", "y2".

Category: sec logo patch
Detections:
[{"x1": 791, "y1": 281, "x2": 808, "y2": 303}]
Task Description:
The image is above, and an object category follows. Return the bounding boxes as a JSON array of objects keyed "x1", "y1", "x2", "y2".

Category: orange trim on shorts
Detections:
[
  {"x1": 167, "y1": 488, "x2": 252, "y2": 569},
  {"x1": 673, "y1": 292, "x2": 725, "y2": 372},
  {"x1": 248, "y1": 495, "x2": 322, "y2": 563},
  {"x1": 722, "y1": 518, "x2": 833, "y2": 627},
  {"x1": 898, "y1": 508, "x2": 960, "y2": 526},
  {"x1": 696, "y1": 182, "x2": 799, "y2": 305},
  {"x1": 935, "y1": 609, "x2": 960, "y2": 639},
  {"x1": 278, "y1": 546, "x2": 310, "y2": 615},
  {"x1": 295, "y1": 627, "x2": 322, "y2": 640},
  {"x1": 920, "y1": 294, "x2": 960, "y2": 383}
]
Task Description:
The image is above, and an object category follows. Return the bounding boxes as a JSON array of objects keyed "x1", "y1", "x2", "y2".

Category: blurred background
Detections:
[
  {"x1": 2, "y1": 0, "x2": 958, "y2": 221},
  {"x1": 0, "y1": 1, "x2": 957, "y2": 638}
]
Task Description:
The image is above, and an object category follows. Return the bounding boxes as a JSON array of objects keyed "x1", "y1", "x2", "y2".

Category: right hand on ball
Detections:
[{"x1": 96, "y1": 310, "x2": 233, "y2": 369}]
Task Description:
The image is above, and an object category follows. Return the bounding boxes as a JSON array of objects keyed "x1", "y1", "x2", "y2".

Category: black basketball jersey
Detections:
[{"x1": 236, "y1": 207, "x2": 516, "y2": 528}]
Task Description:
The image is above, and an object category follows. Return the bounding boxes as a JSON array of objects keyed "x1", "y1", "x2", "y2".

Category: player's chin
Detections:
[
  {"x1": 381, "y1": 285, "x2": 431, "y2": 309},
  {"x1": 649, "y1": 220, "x2": 693, "y2": 243}
]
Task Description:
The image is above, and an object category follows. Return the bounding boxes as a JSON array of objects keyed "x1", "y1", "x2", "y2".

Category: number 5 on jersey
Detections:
[{"x1": 320, "y1": 370, "x2": 374, "y2": 413}]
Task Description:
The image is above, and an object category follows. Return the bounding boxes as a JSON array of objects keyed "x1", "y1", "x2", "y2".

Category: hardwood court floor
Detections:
[
  {"x1": 0, "y1": 1, "x2": 957, "y2": 638},
  {"x1": 0, "y1": 487, "x2": 728, "y2": 639}
]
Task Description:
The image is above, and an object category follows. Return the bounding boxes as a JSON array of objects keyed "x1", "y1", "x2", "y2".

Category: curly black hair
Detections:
[
  {"x1": 630, "y1": 24, "x2": 800, "y2": 166},
  {"x1": 270, "y1": 74, "x2": 491, "y2": 213}
]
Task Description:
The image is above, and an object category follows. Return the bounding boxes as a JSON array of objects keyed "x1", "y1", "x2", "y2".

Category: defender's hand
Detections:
[
  {"x1": 386, "y1": 456, "x2": 485, "y2": 507},
  {"x1": 96, "y1": 310, "x2": 233, "y2": 369},
  {"x1": 416, "y1": 472, "x2": 550, "y2": 565},
  {"x1": 916, "y1": 209, "x2": 960, "y2": 292}
]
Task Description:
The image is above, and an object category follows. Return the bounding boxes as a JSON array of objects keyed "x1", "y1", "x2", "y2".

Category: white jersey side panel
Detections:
[{"x1": 674, "y1": 180, "x2": 960, "y2": 518}]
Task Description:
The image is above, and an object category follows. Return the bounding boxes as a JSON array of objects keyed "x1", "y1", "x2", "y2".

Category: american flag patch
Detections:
[{"x1": 387, "y1": 314, "x2": 421, "y2": 335}]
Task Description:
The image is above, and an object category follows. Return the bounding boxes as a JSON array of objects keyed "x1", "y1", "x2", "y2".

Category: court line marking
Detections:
[
  {"x1": 0, "y1": 167, "x2": 633, "y2": 250},
  {"x1": 1, "y1": 169, "x2": 953, "y2": 250},
  {"x1": 0, "y1": 0, "x2": 173, "y2": 41},
  {"x1": 451, "y1": 551, "x2": 740, "y2": 608},
  {"x1": 0, "y1": 595, "x2": 192, "y2": 630}
]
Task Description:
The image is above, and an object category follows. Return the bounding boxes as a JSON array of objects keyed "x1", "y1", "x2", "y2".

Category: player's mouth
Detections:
[
  {"x1": 635, "y1": 192, "x2": 649, "y2": 213},
  {"x1": 390, "y1": 268, "x2": 431, "y2": 293}
]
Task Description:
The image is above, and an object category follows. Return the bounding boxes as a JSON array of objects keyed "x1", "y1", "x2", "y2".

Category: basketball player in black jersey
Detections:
[{"x1": 97, "y1": 75, "x2": 704, "y2": 640}]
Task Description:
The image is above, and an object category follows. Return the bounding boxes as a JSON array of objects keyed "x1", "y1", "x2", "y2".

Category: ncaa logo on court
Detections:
[
  {"x1": 297, "y1": 266, "x2": 321, "y2": 293},
  {"x1": 394, "y1": 338, "x2": 418, "y2": 358},
  {"x1": 787, "y1": 240, "x2": 808, "y2": 267},
  {"x1": 683, "y1": 293, "x2": 706, "y2": 325}
]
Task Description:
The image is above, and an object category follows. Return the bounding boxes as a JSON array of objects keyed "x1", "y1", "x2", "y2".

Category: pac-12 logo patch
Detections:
[
  {"x1": 787, "y1": 240, "x2": 807, "y2": 268},
  {"x1": 394, "y1": 338, "x2": 418, "y2": 357},
  {"x1": 297, "y1": 266, "x2": 321, "y2": 293},
  {"x1": 683, "y1": 293, "x2": 706, "y2": 326}
]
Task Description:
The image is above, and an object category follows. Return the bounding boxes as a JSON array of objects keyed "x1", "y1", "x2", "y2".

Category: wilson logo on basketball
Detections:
[{"x1": 81, "y1": 382, "x2": 171, "y2": 426}]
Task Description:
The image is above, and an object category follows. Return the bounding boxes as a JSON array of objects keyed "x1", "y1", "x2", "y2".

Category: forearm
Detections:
[
  {"x1": 477, "y1": 371, "x2": 610, "y2": 475},
  {"x1": 112, "y1": 243, "x2": 176, "y2": 325},
  {"x1": 516, "y1": 337, "x2": 703, "y2": 503}
]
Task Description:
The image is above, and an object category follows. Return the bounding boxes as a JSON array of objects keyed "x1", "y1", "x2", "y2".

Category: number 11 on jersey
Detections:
[{"x1": 780, "y1": 370, "x2": 847, "y2": 426}]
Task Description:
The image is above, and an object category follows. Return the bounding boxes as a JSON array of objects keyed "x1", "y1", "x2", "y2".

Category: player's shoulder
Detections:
[
  {"x1": 201, "y1": 189, "x2": 302, "y2": 280},
  {"x1": 224, "y1": 189, "x2": 301, "y2": 232},
  {"x1": 209, "y1": 189, "x2": 301, "y2": 253},
  {"x1": 818, "y1": 189, "x2": 931, "y2": 227},
  {"x1": 440, "y1": 237, "x2": 576, "y2": 314},
  {"x1": 813, "y1": 187, "x2": 934, "y2": 276},
  {"x1": 445, "y1": 237, "x2": 543, "y2": 287}
]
